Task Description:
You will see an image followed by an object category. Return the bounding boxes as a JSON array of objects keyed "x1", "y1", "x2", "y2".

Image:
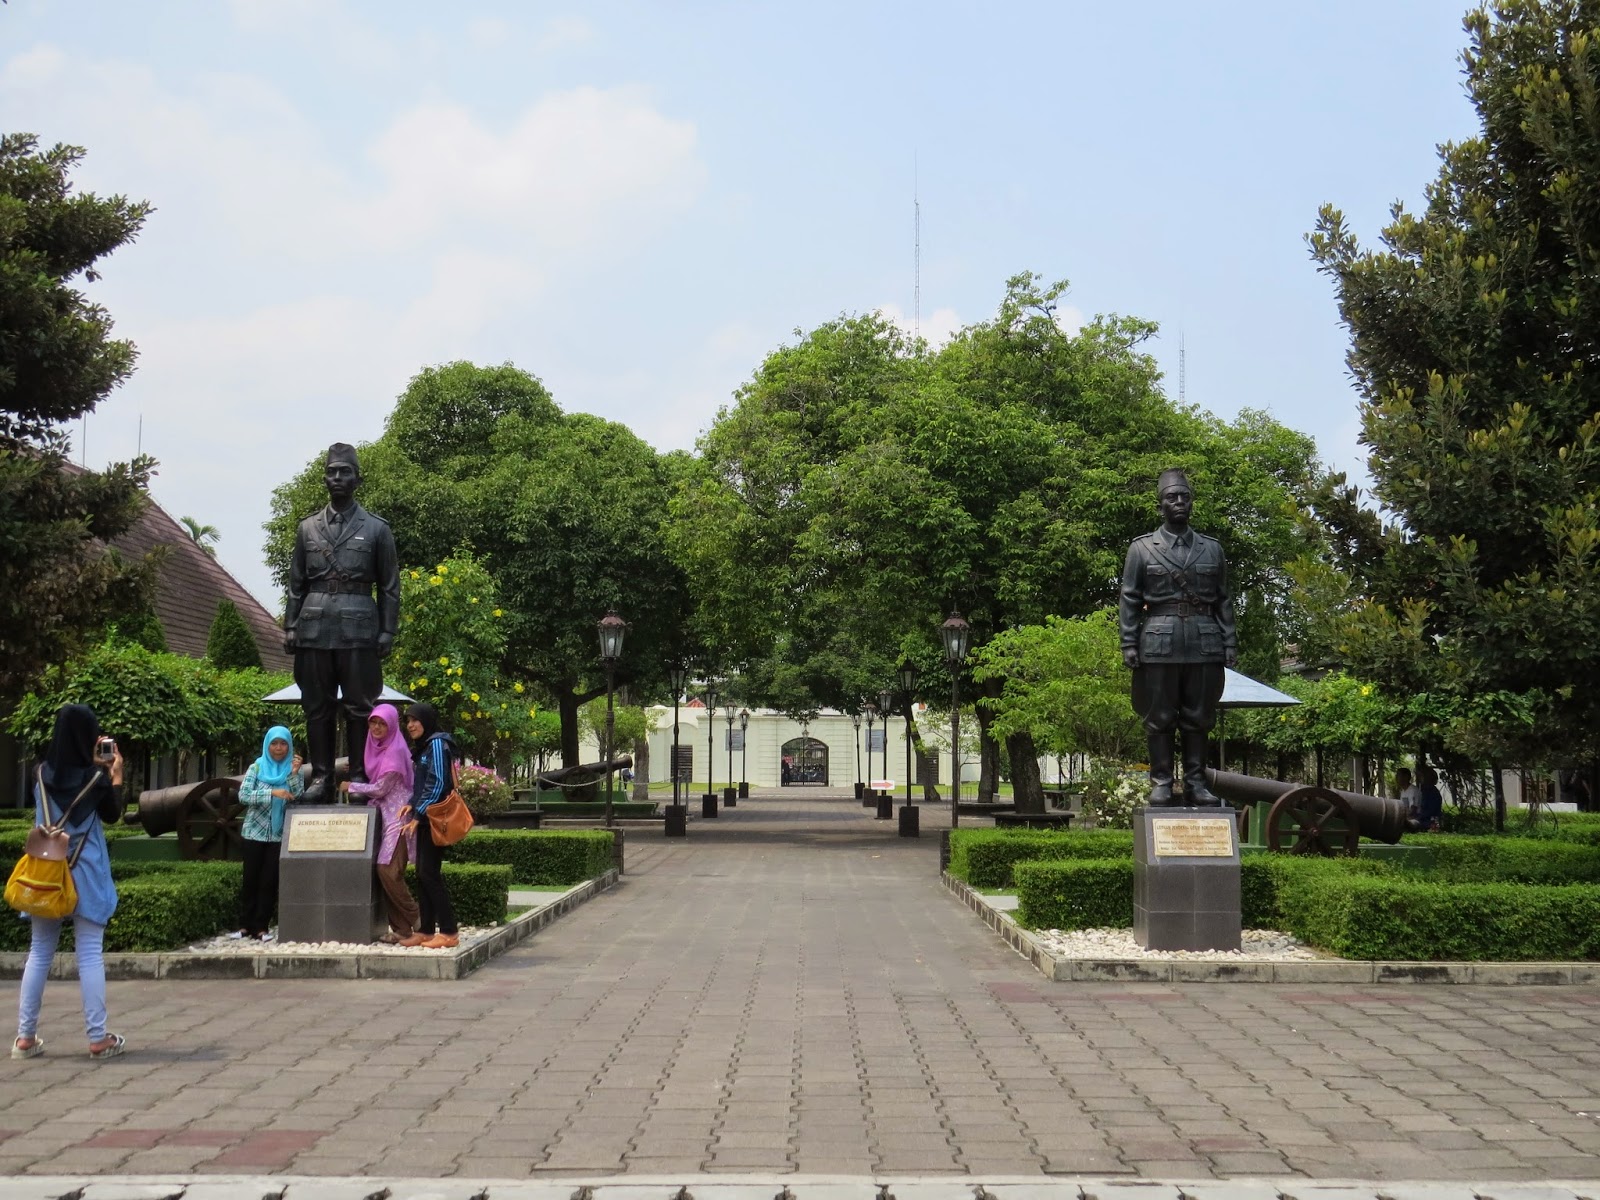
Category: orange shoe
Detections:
[{"x1": 421, "y1": 933, "x2": 459, "y2": 949}]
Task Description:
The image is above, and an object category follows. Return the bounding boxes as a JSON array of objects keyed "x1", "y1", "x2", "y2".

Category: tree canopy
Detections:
[{"x1": 1309, "y1": 0, "x2": 1600, "y2": 766}]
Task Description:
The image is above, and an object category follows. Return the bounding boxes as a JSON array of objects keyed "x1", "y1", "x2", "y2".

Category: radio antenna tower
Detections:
[
  {"x1": 913, "y1": 154, "x2": 921, "y2": 344},
  {"x1": 1179, "y1": 331, "x2": 1186, "y2": 405}
]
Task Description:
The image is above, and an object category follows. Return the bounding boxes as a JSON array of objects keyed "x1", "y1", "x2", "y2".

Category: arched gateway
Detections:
[{"x1": 780, "y1": 736, "x2": 828, "y2": 786}]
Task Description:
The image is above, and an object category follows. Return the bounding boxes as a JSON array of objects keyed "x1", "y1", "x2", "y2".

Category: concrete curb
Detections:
[
  {"x1": 0, "y1": 868, "x2": 618, "y2": 982},
  {"x1": 4, "y1": 1175, "x2": 1600, "y2": 1200},
  {"x1": 942, "y1": 870, "x2": 1600, "y2": 985}
]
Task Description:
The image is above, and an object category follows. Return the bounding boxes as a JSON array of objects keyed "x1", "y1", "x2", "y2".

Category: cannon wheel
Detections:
[
  {"x1": 176, "y1": 777, "x2": 246, "y2": 861},
  {"x1": 1267, "y1": 785, "x2": 1361, "y2": 857}
]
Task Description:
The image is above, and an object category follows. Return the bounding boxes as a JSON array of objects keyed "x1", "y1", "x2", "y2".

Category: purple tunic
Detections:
[{"x1": 347, "y1": 771, "x2": 417, "y2": 866}]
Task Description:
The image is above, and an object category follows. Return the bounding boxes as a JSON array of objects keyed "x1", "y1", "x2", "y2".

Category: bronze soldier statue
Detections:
[
  {"x1": 1119, "y1": 469, "x2": 1237, "y2": 806},
  {"x1": 283, "y1": 443, "x2": 400, "y2": 803}
]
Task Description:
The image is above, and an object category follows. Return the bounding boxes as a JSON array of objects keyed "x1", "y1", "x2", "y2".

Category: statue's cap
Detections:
[
  {"x1": 1157, "y1": 468, "x2": 1190, "y2": 494},
  {"x1": 325, "y1": 442, "x2": 360, "y2": 471}
]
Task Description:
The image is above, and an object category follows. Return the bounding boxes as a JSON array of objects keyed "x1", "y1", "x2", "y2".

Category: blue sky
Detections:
[{"x1": 4, "y1": 1, "x2": 1475, "y2": 606}]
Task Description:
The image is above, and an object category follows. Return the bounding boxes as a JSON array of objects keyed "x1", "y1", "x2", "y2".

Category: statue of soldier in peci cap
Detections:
[
  {"x1": 283, "y1": 443, "x2": 401, "y2": 804},
  {"x1": 1119, "y1": 468, "x2": 1237, "y2": 806}
]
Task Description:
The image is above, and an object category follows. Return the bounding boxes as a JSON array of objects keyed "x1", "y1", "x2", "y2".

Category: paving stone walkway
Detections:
[{"x1": 1, "y1": 790, "x2": 1599, "y2": 1183}]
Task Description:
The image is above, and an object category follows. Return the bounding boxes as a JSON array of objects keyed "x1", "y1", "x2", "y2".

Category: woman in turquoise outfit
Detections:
[{"x1": 236, "y1": 725, "x2": 302, "y2": 940}]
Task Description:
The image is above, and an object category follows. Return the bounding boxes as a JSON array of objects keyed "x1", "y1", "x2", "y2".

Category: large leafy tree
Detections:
[
  {"x1": 266, "y1": 362, "x2": 688, "y2": 765},
  {"x1": 676, "y1": 275, "x2": 1317, "y2": 809},
  {"x1": 0, "y1": 134, "x2": 157, "y2": 705},
  {"x1": 1308, "y1": 0, "x2": 1600, "y2": 767}
]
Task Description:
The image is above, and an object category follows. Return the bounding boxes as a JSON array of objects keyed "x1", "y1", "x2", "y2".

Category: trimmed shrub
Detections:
[
  {"x1": 206, "y1": 599, "x2": 262, "y2": 670},
  {"x1": 0, "y1": 861, "x2": 243, "y2": 953},
  {"x1": 405, "y1": 863, "x2": 511, "y2": 927},
  {"x1": 1405, "y1": 835, "x2": 1600, "y2": 884},
  {"x1": 1239, "y1": 855, "x2": 1391, "y2": 929},
  {"x1": 1276, "y1": 873, "x2": 1600, "y2": 960},
  {"x1": 446, "y1": 829, "x2": 612, "y2": 885},
  {"x1": 949, "y1": 828, "x2": 1135, "y2": 887},
  {"x1": 1015, "y1": 859, "x2": 1134, "y2": 929}
]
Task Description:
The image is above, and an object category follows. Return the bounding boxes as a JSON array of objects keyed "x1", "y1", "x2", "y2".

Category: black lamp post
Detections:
[
  {"x1": 666, "y1": 662, "x2": 688, "y2": 837},
  {"x1": 703, "y1": 681, "x2": 718, "y2": 817},
  {"x1": 941, "y1": 611, "x2": 972, "y2": 829},
  {"x1": 897, "y1": 661, "x2": 920, "y2": 806},
  {"x1": 597, "y1": 611, "x2": 627, "y2": 828},
  {"x1": 723, "y1": 705, "x2": 737, "y2": 806},
  {"x1": 864, "y1": 704, "x2": 878, "y2": 805},
  {"x1": 877, "y1": 688, "x2": 894, "y2": 793},
  {"x1": 739, "y1": 708, "x2": 750, "y2": 797},
  {"x1": 851, "y1": 710, "x2": 862, "y2": 797}
]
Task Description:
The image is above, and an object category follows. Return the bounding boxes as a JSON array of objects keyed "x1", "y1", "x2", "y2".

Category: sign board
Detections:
[
  {"x1": 867, "y1": 730, "x2": 885, "y2": 752},
  {"x1": 725, "y1": 730, "x2": 745, "y2": 751},
  {"x1": 285, "y1": 808, "x2": 372, "y2": 854},
  {"x1": 1150, "y1": 817, "x2": 1235, "y2": 858}
]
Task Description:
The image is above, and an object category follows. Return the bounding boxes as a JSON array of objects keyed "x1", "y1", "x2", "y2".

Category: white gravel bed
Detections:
[
  {"x1": 1032, "y1": 926, "x2": 1327, "y2": 961},
  {"x1": 183, "y1": 925, "x2": 500, "y2": 956}
]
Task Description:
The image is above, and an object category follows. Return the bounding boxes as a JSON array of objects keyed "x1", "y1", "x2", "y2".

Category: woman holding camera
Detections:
[
  {"x1": 13, "y1": 704, "x2": 126, "y2": 1061},
  {"x1": 236, "y1": 725, "x2": 302, "y2": 940}
]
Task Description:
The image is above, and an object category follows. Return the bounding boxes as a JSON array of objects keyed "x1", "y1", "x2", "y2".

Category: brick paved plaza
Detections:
[{"x1": 2, "y1": 790, "x2": 1600, "y2": 1183}]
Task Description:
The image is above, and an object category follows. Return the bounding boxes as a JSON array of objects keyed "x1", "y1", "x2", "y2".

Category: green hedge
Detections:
[
  {"x1": 949, "y1": 828, "x2": 1135, "y2": 887},
  {"x1": 1405, "y1": 834, "x2": 1600, "y2": 884},
  {"x1": 445, "y1": 829, "x2": 612, "y2": 885},
  {"x1": 1441, "y1": 807, "x2": 1600, "y2": 842},
  {"x1": 2, "y1": 858, "x2": 511, "y2": 952},
  {"x1": 406, "y1": 863, "x2": 510, "y2": 926},
  {"x1": 1276, "y1": 873, "x2": 1600, "y2": 960},
  {"x1": 1013, "y1": 855, "x2": 1391, "y2": 933}
]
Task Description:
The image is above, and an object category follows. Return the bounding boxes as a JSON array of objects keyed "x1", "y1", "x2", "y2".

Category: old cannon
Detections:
[
  {"x1": 137, "y1": 760, "x2": 351, "y2": 861},
  {"x1": 534, "y1": 756, "x2": 634, "y2": 799},
  {"x1": 1204, "y1": 768, "x2": 1408, "y2": 856}
]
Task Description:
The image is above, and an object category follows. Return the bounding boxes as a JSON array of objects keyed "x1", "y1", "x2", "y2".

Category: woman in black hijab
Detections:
[
  {"x1": 400, "y1": 702, "x2": 459, "y2": 948},
  {"x1": 15, "y1": 704, "x2": 126, "y2": 1060}
]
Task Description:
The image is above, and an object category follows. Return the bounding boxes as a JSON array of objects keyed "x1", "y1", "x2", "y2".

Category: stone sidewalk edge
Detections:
[
  {"x1": 0, "y1": 868, "x2": 620, "y2": 984},
  {"x1": 5, "y1": 1175, "x2": 1600, "y2": 1200},
  {"x1": 941, "y1": 870, "x2": 1600, "y2": 986}
]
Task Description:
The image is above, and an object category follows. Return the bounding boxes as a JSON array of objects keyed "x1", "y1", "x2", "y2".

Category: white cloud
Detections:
[{"x1": 876, "y1": 302, "x2": 964, "y2": 349}]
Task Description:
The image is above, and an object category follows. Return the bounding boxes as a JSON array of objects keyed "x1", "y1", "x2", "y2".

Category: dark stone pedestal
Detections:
[
  {"x1": 738, "y1": 781, "x2": 749, "y2": 799},
  {"x1": 862, "y1": 789, "x2": 876, "y2": 808},
  {"x1": 723, "y1": 785, "x2": 738, "y2": 808},
  {"x1": 875, "y1": 794, "x2": 893, "y2": 819},
  {"x1": 702, "y1": 793, "x2": 719, "y2": 818},
  {"x1": 664, "y1": 804, "x2": 687, "y2": 837},
  {"x1": 898, "y1": 804, "x2": 920, "y2": 837},
  {"x1": 278, "y1": 805, "x2": 384, "y2": 945},
  {"x1": 854, "y1": 782, "x2": 864, "y2": 799},
  {"x1": 1133, "y1": 806, "x2": 1241, "y2": 952}
]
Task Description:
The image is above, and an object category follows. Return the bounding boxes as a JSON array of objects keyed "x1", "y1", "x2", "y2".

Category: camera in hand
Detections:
[{"x1": 94, "y1": 737, "x2": 117, "y2": 764}]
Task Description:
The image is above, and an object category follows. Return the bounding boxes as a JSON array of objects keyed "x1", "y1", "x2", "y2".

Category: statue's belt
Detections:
[
  {"x1": 1143, "y1": 600, "x2": 1214, "y2": 618},
  {"x1": 307, "y1": 580, "x2": 373, "y2": 595}
]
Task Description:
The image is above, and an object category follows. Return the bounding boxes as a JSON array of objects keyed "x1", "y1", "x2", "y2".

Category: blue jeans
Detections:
[{"x1": 16, "y1": 917, "x2": 108, "y2": 1043}]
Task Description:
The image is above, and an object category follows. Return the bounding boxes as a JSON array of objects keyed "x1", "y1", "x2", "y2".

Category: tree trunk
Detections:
[
  {"x1": 1008, "y1": 730, "x2": 1044, "y2": 813},
  {"x1": 977, "y1": 679, "x2": 1002, "y2": 802},
  {"x1": 1492, "y1": 761, "x2": 1507, "y2": 833},
  {"x1": 632, "y1": 734, "x2": 650, "y2": 801},
  {"x1": 907, "y1": 715, "x2": 941, "y2": 803},
  {"x1": 494, "y1": 740, "x2": 514, "y2": 778},
  {"x1": 558, "y1": 689, "x2": 582, "y2": 768}
]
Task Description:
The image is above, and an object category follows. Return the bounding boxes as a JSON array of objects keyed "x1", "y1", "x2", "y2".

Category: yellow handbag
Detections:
[{"x1": 4, "y1": 768, "x2": 102, "y2": 920}]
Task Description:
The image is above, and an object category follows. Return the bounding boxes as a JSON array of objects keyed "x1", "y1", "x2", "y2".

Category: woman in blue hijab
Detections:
[{"x1": 236, "y1": 725, "x2": 302, "y2": 940}]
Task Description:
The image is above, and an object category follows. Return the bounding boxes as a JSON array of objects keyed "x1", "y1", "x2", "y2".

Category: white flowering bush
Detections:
[{"x1": 1078, "y1": 766, "x2": 1146, "y2": 830}]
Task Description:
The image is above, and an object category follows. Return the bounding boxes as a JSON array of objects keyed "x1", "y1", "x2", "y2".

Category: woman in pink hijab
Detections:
[{"x1": 344, "y1": 704, "x2": 421, "y2": 944}]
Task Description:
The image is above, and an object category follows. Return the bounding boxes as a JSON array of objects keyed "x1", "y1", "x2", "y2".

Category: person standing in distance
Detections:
[
  {"x1": 283, "y1": 443, "x2": 400, "y2": 803},
  {"x1": 1119, "y1": 469, "x2": 1237, "y2": 806}
]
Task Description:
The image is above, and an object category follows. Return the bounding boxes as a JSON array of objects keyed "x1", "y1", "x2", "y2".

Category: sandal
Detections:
[
  {"x1": 10, "y1": 1037, "x2": 43, "y2": 1060},
  {"x1": 88, "y1": 1034, "x2": 125, "y2": 1060},
  {"x1": 398, "y1": 933, "x2": 429, "y2": 947},
  {"x1": 377, "y1": 933, "x2": 401, "y2": 945}
]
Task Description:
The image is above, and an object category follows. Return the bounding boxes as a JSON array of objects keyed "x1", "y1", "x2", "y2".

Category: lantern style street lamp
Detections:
[
  {"x1": 941, "y1": 611, "x2": 971, "y2": 828},
  {"x1": 703, "y1": 681, "x2": 718, "y2": 815},
  {"x1": 667, "y1": 662, "x2": 688, "y2": 808},
  {"x1": 864, "y1": 704, "x2": 877, "y2": 798},
  {"x1": 851, "y1": 710, "x2": 862, "y2": 796},
  {"x1": 877, "y1": 688, "x2": 894, "y2": 791},
  {"x1": 597, "y1": 611, "x2": 627, "y2": 828},
  {"x1": 723, "y1": 704, "x2": 737, "y2": 805},
  {"x1": 739, "y1": 708, "x2": 750, "y2": 797},
  {"x1": 897, "y1": 662, "x2": 920, "y2": 805}
]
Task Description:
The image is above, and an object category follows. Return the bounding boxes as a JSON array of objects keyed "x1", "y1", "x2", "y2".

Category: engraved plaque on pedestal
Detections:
[
  {"x1": 1134, "y1": 807, "x2": 1242, "y2": 952},
  {"x1": 278, "y1": 805, "x2": 385, "y2": 945}
]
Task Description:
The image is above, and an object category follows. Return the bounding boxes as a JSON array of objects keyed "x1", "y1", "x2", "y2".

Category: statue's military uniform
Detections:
[
  {"x1": 285, "y1": 500, "x2": 400, "y2": 789},
  {"x1": 1119, "y1": 520, "x2": 1236, "y2": 804}
]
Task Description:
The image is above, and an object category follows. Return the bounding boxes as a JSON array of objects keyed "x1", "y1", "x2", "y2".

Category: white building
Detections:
[{"x1": 579, "y1": 704, "x2": 981, "y2": 792}]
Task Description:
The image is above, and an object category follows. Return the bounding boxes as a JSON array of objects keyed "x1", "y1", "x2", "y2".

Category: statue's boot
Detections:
[
  {"x1": 302, "y1": 717, "x2": 335, "y2": 804},
  {"x1": 344, "y1": 712, "x2": 371, "y2": 786},
  {"x1": 1147, "y1": 732, "x2": 1176, "y2": 807},
  {"x1": 1182, "y1": 730, "x2": 1222, "y2": 805}
]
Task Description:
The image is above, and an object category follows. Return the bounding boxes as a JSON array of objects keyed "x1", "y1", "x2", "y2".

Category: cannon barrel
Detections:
[
  {"x1": 535, "y1": 756, "x2": 634, "y2": 787},
  {"x1": 1205, "y1": 768, "x2": 1408, "y2": 845},
  {"x1": 135, "y1": 780, "x2": 230, "y2": 836}
]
